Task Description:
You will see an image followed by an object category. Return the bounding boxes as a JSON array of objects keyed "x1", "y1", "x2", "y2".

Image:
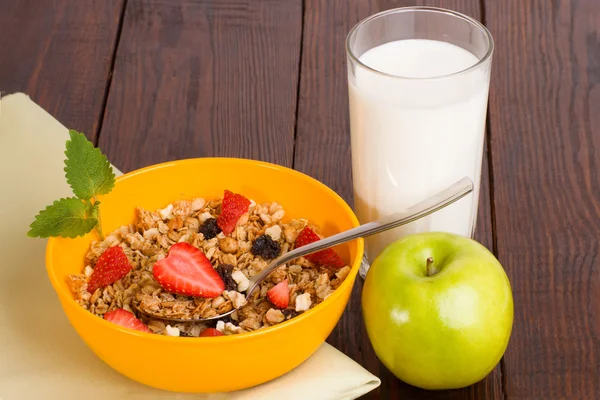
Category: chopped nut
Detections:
[
  {"x1": 271, "y1": 210, "x2": 285, "y2": 221},
  {"x1": 265, "y1": 225, "x2": 282, "y2": 241},
  {"x1": 223, "y1": 322, "x2": 244, "y2": 335},
  {"x1": 232, "y1": 270, "x2": 250, "y2": 292},
  {"x1": 158, "y1": 204, "x2": 174, "y2": 220},
  {"x1": 198, "y1": 211, "x2": 214, "y2": 223},
  {"x1": 165, "y1": 325, "x2": 180, "y2": 337},
  {"x1": 295, "y1": 293, "x2": 312, "y2": 312},
  {"x1": 225, "y1": 290, "x2": 248, "y2": 309}
]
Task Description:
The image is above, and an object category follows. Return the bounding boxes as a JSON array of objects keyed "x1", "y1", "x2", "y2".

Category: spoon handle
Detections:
[{"x1": 247, "y1": 176, "x2": 474, "y2": 294}]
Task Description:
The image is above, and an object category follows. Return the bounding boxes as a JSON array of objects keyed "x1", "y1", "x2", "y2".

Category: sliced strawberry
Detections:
[
  {"x1": 104, "y1": 308, "x2": 152, "y2": 333},
  {"x1": 153, "y1": 242, "x2": 224, "y2": 298},
  {"x1": 200, "y1": 328, "x2": 224, "y2": 337},
  {"x1": 295, "y1": 226, "x2": 345, "y2": 268},
  {"x1": 217, "y1": 190, "x2": 251, "y2": 235},
  {"x1": 88, "y1": 246, "x2": 132, "y2": 293},
  {"x1": 267, "y1": 279, "x2": 289, "y2": 309}
]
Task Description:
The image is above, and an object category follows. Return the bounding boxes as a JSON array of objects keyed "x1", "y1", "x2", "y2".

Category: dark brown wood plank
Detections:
[
  {"x1": 485, "y1": 1, "x2": 600, "y2": 399},
  {"x1": 295, "y1": 1, "x2": 500, "y2": 399},
  {"x1": 0, "y1": 0, "x2": 124, "y2": 141},
  {"x1": 476, "y1": 140, "x2": 494, "y2": 252},
  {"x1": 99, "y1": 0, "x2": 302, "y2": 172}
]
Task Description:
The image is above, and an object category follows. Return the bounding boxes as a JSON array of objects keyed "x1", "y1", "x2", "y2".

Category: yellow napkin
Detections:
[{"x1": 0, "y1": 93, "x2": 380, "y2": 400}]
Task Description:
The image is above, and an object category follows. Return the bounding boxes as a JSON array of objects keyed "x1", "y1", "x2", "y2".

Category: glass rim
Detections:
[{"x1": 345, "y1": 6, "x2": 494, "y2": 81}]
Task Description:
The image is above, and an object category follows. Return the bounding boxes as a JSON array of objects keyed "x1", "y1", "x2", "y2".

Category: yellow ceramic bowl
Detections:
[{"x1": 46, "y1": 158, "x2": 363, "y2": 393}]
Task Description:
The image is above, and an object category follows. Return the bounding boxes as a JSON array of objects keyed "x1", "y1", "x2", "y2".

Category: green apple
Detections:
[{"x1": 362, "y1": 232, "x2": 513, "y2": 390}]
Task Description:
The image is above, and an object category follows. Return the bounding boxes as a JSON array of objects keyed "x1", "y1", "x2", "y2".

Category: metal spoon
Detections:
[{"x1": 134, "y1": 176, "x2": 474, "y2": 323}]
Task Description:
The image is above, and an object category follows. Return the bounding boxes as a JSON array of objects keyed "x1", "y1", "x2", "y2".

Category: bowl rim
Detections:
[{"x1": 46, "y1": 157, "x2": 364, "y2": 343}]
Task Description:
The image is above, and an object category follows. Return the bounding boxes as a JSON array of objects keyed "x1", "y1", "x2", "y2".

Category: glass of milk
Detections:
[{"x1": 346, "y1": 7, "x2": 494, "y2": 278}]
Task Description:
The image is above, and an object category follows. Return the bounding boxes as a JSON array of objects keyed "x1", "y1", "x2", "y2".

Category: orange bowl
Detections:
[{"x1": 45, "y1": 158, "x2": 363, "y2": 393}]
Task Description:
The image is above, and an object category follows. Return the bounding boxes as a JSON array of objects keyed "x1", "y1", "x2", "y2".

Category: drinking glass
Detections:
[{"x1": 346, "y1": 7, "x2": 493, "y2": 278}]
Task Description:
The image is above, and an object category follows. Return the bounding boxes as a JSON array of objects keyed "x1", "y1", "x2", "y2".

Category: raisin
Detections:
[
  {"x1": 251, "y1": 234, "x2": 281, "y2": 259},
  {"x1": 199, "y1": 218, "x2": 221, "y2": 240},
  {"x1": 216, "y1": 264, "x2": 237, "y2": 291},
  {"x1": 282, "y1": 309, "x2": 299, "y2": 320}
]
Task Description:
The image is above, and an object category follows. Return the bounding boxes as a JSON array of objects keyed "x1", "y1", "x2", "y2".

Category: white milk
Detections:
[{"x1": 348, "y1": 39, "x2": 490, "y2": 264}]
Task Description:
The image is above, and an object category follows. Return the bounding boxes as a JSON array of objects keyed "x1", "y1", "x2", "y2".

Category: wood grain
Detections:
[
  {"x1": 485, "y1": 0, "x2": 600, "y2": 398},
  {"x1": 0, "y1": 0, "x2": 124, "y2": 142},
  {"x1": 295, "y1": 1, "x2": 500, "y2": 398},
  {"x1": 99, "y1": 0, "x2": 302, "y2": 172}
]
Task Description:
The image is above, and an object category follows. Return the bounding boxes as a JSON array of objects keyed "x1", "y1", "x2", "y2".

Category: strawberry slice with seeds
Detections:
[
  {"x1": 295, "y1": 226, "x2": 345, "y2": 268},
  {"x1": 267, "y1": 279, "x2": 289, "y2": 309},
  {"x1": 217, "y1": 190, "x2": 251, "y2": 235},
  {"x1": 153, "y1": 242, "x2": 224, "y2": 298},
  {"x1": 88, "y1": 246, "x2": 132, "y2": 293},
  {"x1": 104, "y1": 308, "x2": 152, "y2": 333},
  {"x1": 200, "y1": 328, "x2": 224, "y2": 337}
]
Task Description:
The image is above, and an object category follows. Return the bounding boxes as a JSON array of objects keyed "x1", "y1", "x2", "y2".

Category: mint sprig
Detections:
[{"x1": 27, "y1": 130, "x2": 115, "y2": 239}]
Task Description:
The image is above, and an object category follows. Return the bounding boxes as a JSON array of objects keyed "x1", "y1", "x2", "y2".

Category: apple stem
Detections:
[{"x1": 426, "y1": 257, "x2": 438, "y2": 277}]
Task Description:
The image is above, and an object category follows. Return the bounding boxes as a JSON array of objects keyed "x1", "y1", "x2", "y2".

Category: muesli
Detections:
[{"x1": 67, "y1": 190, "x2": 351, "y2": 337}]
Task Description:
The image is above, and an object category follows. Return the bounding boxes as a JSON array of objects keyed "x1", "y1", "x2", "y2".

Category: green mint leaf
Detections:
[
  {"x1": 27, "y1": 198, "x2": 99, "y2": 238},
  {"x1": 64, "y1": 130, "x2": 115, "y2": 200}
]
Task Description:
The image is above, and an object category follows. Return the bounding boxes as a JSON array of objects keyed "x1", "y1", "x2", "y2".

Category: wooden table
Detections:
[{"x1": 2, "y1": 1, "x2": 598, "y2": 398}]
